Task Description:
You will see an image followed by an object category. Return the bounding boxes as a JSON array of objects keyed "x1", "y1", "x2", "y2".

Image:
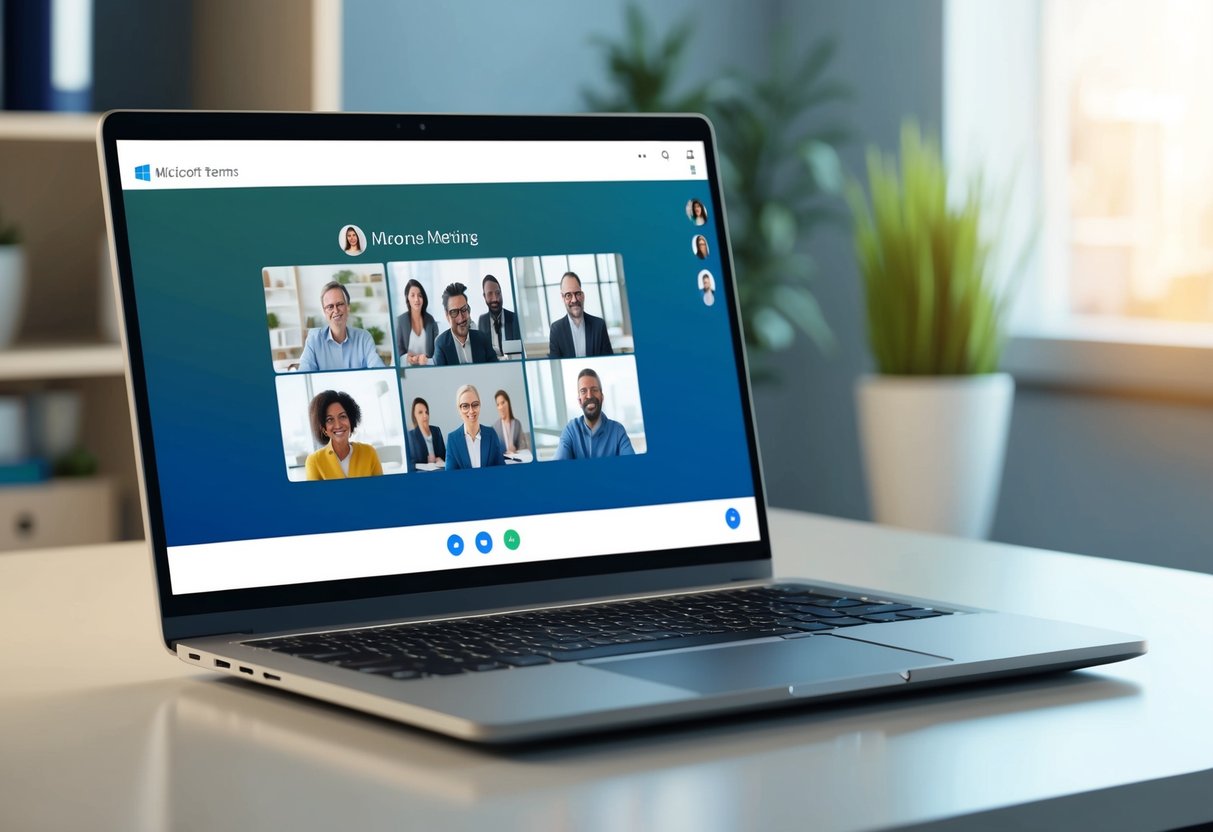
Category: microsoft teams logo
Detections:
[{"x1": 134, "y1": 164, "x2": 151, "y2": 181}]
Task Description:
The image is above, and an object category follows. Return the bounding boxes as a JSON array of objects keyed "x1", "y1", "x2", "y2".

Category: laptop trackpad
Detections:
[{"x1": 589, "y1": 635, "x2": 951, "y2": 695}]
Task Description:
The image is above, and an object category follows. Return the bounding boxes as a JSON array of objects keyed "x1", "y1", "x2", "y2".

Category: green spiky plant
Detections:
[
  {"x1": 583, "y1": 4, "x2": 850, "y2": 382},
  {"x1": 846, "y1": 122, "x2": 1011, "y2": 375}
]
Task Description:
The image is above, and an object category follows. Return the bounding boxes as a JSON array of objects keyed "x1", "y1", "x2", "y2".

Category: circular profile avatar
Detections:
[
  {"x1": 339, "y1": 224, "x2": 366, "y2": 256},
  {"x1": 686, "y1": 198, "x2": 708, "y2": 226},
  {"x1": 693, "y1": 234, "x2": 710, "y2": 259},
  {"x1": 698, "y1": 270, "x2": 715, "y2": 306}
]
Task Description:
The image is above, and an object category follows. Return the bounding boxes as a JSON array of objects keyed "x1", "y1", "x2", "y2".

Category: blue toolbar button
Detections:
[
  {"x1": 725, "y1": 508, "x2": 741, "y2": 529},
  {"x1": 475, "y1": 532, "x2": 493, "y2": 554},
  {"x1": 447, "y1": 534, "x2": 464, "y2": 556}
]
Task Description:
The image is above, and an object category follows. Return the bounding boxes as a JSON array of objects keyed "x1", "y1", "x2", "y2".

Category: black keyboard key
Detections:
[
  {"x1": 334, "y1": 656, "x2": 404, "y2": 669},
  {"x1": 787, "y1": 621, "x2": 835, "y2": 632},
  {"x1": 860, "y1": 613, "x2": 907, "y2": 623},
  {"x1": 825, "y1": 617, "x2": 868, "y2": 626},
  {"x1": 425, "y1": 664, "x2": 466, "y2": 676},
  {"x1": 900, "y1": 609, "x2": 945, "y2": 619},
  {"x1": 806, "y1": 598, "x2": 864, "y2": 608},
  {"x1": 497, "y1": 654, "x2": 552, "y2": 667},
  {"x1": 840, "y1": 603, "x2": 916, "y2": 617},
  {"x1": 790, "y1": 605, "x2": 844, "y2": 618},
  {"x1": 466, "y1": 661, "x2": 507, "y2": 672}
]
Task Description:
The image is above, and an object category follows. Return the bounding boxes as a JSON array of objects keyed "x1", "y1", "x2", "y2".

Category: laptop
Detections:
[{"x1": 97, "y1": 110, "x2": 1144, "y2": 744}]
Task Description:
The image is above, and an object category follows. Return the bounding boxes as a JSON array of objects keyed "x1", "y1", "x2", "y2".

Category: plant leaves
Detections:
[
  {"x1": 801, "y1": 140, "x2": 844, "y2": 194},
  {"x1": 752, "y1": 307, "x2": 796, "y2": 351},
  {"x1": 759, "y1": 203, "x2": 798, "y2": 256},
  {"x1": 773, "y1": 284, "x2": 834, "y2": 351}
]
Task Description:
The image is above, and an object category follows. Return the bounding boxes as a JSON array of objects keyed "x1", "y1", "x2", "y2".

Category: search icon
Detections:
[{"x1": 661, "y1": 150, "x2": 670, "y2": 160}]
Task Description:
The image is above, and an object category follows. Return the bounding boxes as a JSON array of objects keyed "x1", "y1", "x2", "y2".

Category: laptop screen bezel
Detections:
[{"x1": 98, "y1": 110, "x2": 772, "y2": 639}]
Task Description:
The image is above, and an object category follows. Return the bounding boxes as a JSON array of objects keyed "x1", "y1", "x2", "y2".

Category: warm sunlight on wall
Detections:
[{"x1": 1056, "y1": 0, "x2": 1213, "y2": 325}]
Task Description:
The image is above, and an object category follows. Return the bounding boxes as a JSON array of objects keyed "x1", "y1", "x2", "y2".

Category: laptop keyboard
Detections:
[{"x1": 246, "y1": 585, "x2": 951, "y2": 681}]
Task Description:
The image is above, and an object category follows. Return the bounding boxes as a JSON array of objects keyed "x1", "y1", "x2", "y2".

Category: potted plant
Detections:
[
  {"x1": 846, "y1": 122, "x2": 1017, "y2": 539},
  {"x1": 0, "y1": 211, "x2": 25, "y2": 348},
  {"x1": 583, "y1": 4, "x2": 850, "y2": 381}
]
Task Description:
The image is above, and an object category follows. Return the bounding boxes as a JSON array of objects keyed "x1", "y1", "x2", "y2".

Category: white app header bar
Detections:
[{"x1": 116, "y1": 139, "x2": 709, "y2": 190}]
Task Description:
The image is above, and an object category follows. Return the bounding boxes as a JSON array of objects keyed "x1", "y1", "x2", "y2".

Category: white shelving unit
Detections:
[{"x1": 0, "y1": 0, "x2": 342, "y2": 549}]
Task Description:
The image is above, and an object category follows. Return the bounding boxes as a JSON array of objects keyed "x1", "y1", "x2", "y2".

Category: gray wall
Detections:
[
  {"x1": 343, "y1": 0, "x2": 1213, "y2": 574},
  {"x1": 343, "y1": 0, "x2": 773, "y2": 113}
]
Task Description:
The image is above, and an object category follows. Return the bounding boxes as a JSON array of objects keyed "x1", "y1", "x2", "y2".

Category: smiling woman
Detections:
[{"x1": 304, "y1": 389, "x2": 383, "y2": 480}]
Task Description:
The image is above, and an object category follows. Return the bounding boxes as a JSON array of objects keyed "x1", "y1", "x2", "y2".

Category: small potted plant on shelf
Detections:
[
  {"x1": 846, "y1": 121, "x2": 1020, "y2": 539},
  {"x1": 0, "y1": 211, "x2": 25, "y2": 349}
]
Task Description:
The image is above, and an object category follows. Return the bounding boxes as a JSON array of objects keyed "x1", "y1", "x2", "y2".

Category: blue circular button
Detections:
[
  {"x1": 725, "y1": 508, "x2": 741, "y2": 529},
  {"x1": 475, "y1": 532, "x2": 493, "y2": 554},
  {"x1": 447, "y1": 534, "x2": 464, "y2": 556}
]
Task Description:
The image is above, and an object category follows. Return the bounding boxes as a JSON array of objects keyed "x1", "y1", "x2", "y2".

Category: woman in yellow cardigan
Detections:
[{"x1": 304, "y1": 389, "x2": 383, "y2": 480}]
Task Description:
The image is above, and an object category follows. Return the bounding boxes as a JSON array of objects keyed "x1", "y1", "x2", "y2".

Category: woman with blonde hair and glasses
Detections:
[{"x1": 445, "y1": 384, "x2": 505, "y2": 470}]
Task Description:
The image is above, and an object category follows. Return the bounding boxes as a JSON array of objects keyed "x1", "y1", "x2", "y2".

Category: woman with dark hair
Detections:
[
  {"x1": 688, "y1": 199, "x2": 707, "y2": 226},
  {"x1": 492, "y1": 389, "x2": 528, "y2": 454},
  {"x1": 694, "y1": 234, "x2": 709, "y2": 259},
  {"x1": 343, "y1": 226, "x2": 363, "y2": 254},
  {"x1": 304, "y1": 390, "x2": 383, "y2": 480},
  {"x1": 396, "y1": 278, "x2": 438, "y2": 365},
  {"x1": 407, "y1": 396, "x2": 445, "y2": 468}
]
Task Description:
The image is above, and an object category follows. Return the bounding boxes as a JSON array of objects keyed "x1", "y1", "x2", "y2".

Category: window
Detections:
[
  {"x1": 946, "y1": 0, "x2": 1213, "y2": 396},
  {"x1": 1049, "y1": 0, "x2": 1213, "y2": 330}
]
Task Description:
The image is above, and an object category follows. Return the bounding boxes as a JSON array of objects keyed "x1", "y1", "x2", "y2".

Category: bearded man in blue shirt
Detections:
[{"x1": 555, "y1": 367, "x2": 634, "y2": 459}]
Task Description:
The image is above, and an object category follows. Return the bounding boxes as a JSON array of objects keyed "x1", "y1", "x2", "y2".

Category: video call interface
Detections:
[{"x1": 120, "y1": 148, "x2": 758, "y2": 592}]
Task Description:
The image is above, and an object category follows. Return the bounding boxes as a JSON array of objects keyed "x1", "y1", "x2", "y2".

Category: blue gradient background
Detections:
[{"x1": 124, "y1": 180, "x2": 754, "y2": 546}]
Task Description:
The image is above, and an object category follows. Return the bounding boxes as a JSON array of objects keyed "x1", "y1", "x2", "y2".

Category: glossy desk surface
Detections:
[{"x1": 2, "y1": 509, "x2": 1211, "y2": 832}]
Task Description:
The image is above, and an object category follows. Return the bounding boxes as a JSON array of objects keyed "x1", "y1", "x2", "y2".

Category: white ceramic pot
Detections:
[
  {"x1": 856, "y1": 372, "x2": 1014, "y2": 539},
  {"x1": 0, "y1": 245, "x2": 27, "y2": 348}
]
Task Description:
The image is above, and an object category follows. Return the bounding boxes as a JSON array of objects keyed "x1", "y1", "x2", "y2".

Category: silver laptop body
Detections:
[{"x1": 98, "y1": 111, "x2": 1144, "y2": 743}]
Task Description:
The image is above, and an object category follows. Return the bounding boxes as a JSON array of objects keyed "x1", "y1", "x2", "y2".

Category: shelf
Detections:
[
  {"x1": 0, "y1": 112, "x2": 100, "y2": 142},
  {"x1": 0, "y1": 343, "x2": 125, "y2": 380}
]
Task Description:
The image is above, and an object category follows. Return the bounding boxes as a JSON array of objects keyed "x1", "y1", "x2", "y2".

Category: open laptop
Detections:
[{"x1": 98, "y1": 111, "x2": 1144, "y2": 744}]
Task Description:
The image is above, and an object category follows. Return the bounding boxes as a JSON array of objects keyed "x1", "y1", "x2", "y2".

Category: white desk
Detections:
[{"x1": 2, "y1": 509, "x2": 1210, "y2": 831}]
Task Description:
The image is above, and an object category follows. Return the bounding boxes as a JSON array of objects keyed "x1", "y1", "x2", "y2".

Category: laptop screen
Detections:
[{"x1": 102, "y1": 113, "x2": 767, "y2": 616}]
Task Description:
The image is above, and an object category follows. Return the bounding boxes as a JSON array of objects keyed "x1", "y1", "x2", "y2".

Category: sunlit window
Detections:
[{"x1": 1049, "y1": 0, "x2": 1213, "y2": 327}]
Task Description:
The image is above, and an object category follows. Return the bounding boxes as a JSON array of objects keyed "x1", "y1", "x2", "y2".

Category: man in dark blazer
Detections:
[
  {"x1": 477, "y1": 274, "x2": 520, "y2": 358},
  {"x1": 548, "y1": 271, "x2": 613, "y2": 358},
  {"x1": 433, "y1": 282, "x2": 499, "y2": 366}
]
